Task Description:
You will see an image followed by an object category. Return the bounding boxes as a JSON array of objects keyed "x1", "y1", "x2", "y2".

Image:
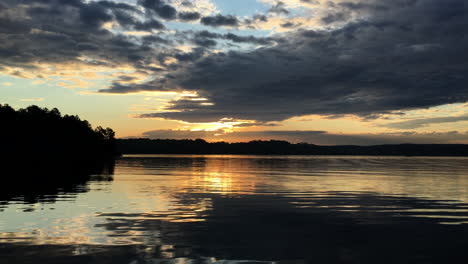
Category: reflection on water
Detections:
[{"x1": 1, "y1": 155, "x2": 468, "y2": 263}]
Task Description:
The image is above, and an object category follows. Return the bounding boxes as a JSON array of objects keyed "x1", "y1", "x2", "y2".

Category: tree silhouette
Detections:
[
  {"x1": 117, "y1": 138, "x2": 468, "y2": 156},
  {"x1": 0, "y1": 104, "x2": 117, "y2": 177}
]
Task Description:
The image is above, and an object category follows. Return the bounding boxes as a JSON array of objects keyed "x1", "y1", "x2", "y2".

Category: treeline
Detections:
[
  {"x1": 118, "y1": 138, "x2": 468, "y2": 156},
  {"x1": 0, "y1": 104, "x2": 117, "y2": 174}
]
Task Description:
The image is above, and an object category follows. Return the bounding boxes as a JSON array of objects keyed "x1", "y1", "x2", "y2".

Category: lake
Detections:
[{"x1": 1, "y1": 155, "x2": 468, "y2": 264}]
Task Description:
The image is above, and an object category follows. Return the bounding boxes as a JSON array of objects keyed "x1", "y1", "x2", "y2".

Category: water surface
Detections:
[{"x1": 1, "y1": 155, "x2": 468, "y2": 264}]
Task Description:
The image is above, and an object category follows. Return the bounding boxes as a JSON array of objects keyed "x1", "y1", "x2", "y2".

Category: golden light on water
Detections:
[
  {"x1": 203, "y1": 173, "x2": 232, "y2": 190},
  {"x1": 2, "y1": 156, "x2": 468, "y2": 248},
  {"x1": 192, "y1": 172, "x2": 235, "y2": 194}
]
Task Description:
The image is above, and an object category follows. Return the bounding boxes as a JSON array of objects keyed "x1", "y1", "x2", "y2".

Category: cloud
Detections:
[
  {"x1": 0, "y1": 1, "x2": 159, "y2": 67},
  {"x1": 178, "y1": 11, "x2": 201, "y2": 21},
  {"x1": 171, "y1": 0, "x2": 218, "y2": 17},
  {"x1": 191, "y1": 30, "x2": 276, "y2": 48},
  {"x1": 0, "y1": 0, "x2": 185, "y2": 88},
  {"x1": 2, "y1": 0, "x2": 468, "y2": 130},
  {"x1": 142, "y1": 129, "x2": 224, "y2": 139},
  {"x1": 280, "y1": 21, "x2": 302, "y2": 28},
  {"x1": 383, "y1": 115, "x2": 468, "y2": 129},
  {"x1": 268, "y1": 1, "x2": 290, "y2": 15},
  {"x1": 80, "y1": 2, "x2": 114, "y2": 27},
  {"x1": 114, "y1": 0, "x2": 468, "y2": 123},
  {"x1": 141, "y1": 129, "x2": 468, "y2": 145},
  {"x1": 140, "y1": 0, "x2": 177, "y2": 20},
  {"x1": 0, "y1": 0, "x2": 273, "y2": 90},
  {"x1": 321, "y1": 11, "x2": 349, "y2": 24},
  {"x1": 20, "y1": 97, "x2": 44, "y2": 102},
  {"x1": 134, "y1": 19, "x2": 165, "y2": 31},
  {"x1": 201, "y1": 14, "x2": 239, "y2": 27}
]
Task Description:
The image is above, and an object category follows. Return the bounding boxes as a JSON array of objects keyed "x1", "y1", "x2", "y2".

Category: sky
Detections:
[{"x1": 1, "y1": 0, "x2": 468, "y2": 145}]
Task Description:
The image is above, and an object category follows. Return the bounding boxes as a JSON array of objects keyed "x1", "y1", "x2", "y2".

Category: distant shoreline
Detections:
[
  {"x1": 121, "y1": 154, "x2": 468, "y2": 158},
  {"x1": 117, "y1": 139, "x2": 468, "y2": 157}
]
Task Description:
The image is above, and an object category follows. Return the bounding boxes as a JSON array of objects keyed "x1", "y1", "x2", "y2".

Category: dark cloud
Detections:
[
  {"x1": 0, "y1": 0, "x2": 246, "y2": 78},
  {"x1": 139, "y1": 0, "x2": 177, "y2": 20},
  {"x1": 95, "y1": 1, "x2": 140, "y2": 28},
  {"x1": 338, "y1": 2, "x2": 388, "y2": 12},
  {"x1": 192, "y1": 38, "x2": 217, "y2": 48},
  {"x1": 142, "y1": 129, "x2": 224, "y2": 140},
  {"x1": 191, "y1": 31, "x2": 218, "y2": 47},
  {"x1": 201, "y1": 15, "x2": 239, "y2": 27},
  {"x1": 191, "y1": 30, "x2": 275, "y2": 48},
  {"x1": 134, "y1": 19, "x2": 165, "y2": 31},
  {"x1": 173, "y1": 48, "x2": 207, "y2": 62},
  {"x1": 113, "y1": 10, "x2": 138, "y2": 27},
  {"x1": 120, "y1": 0, "x2": 468, "y2": 123},
  {"x1": 280, "y1": 22, "x2": 301, "y2": 28},
  {"x1": 383, "y1": 115, "x2": 468, "y2": 129},
  {"x1": 178, "y1": 11, "x2": 201, "y2": 21},
  {"x1": 3, "y1": 0, "x2": 468, "y2": 130},
  {"x1": 180, "y1": 1, "x2": 193, "y2": 7},
  {"x1": 115, "y1": 75, "x2": 138, "y2": 82},
  {"x1": 233, "y1": 122, "x2": 282, "y2": 128},
  {"x1": 244, "y1": 14, "x2": 269, "y2": 28},
  {"x1": 96, "y1": 1, "x2": 138, "y2": 11},
  {"x1": 0, "y1": 0, "x2": 176, "y2": 71},
  {"x1": 0, "y1": 18, "x2": 31, "y2": 34},
  {"x1": 154, "y1": 4, "x2": 177, "y2": 20},
  {"x1": 141, "y1": 130, "x2": 468, "y2": 145},
  {"x1": 321, "y1": 12, "x2": 349, "y2": 24},
  {"x1": 268, "y1": 1, "x2": 290, "y2": 15},
  {"x1": 142, "y1": 35, "x2": 170, "y2": 44},
  {"x1": 253, "y1": 14, "x2": 268, "y2": 22},
  {"x1": 223, "y1": 33, "x2": 274, "y2": 45},
  {"x1": 80, "y1": 2, "x2": 113, "y2": 27}
]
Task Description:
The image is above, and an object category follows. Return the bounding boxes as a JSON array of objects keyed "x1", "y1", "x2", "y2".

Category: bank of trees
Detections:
[
  {"x1": 0, "y1": 104, "x2": 117, "y2": 172},
  {"x1": 117, "y1": 138, "x2": 468, "y2": 156}
]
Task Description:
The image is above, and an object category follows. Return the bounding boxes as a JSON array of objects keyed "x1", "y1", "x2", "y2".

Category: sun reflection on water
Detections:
[{"x1": 1, "y1": 155, "x2": 468, "y2": 251}]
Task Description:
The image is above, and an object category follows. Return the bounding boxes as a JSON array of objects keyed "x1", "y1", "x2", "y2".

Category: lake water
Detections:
[{"x1": 1, "y1": 155, "x2": 468, "y2": 264}]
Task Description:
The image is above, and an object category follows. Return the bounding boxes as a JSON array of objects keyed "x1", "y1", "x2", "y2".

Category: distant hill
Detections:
[{"x1": 117, "y1": 138, "x2": 468, "y2": 156}]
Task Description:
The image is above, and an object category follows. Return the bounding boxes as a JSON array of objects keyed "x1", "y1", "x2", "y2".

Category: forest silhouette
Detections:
[
  {"x1": 118, "y1": 138, "x2": 468, "y2": 156},
  {"x1": 0, "y1": 104, "x2": 117, "y2": 176}
]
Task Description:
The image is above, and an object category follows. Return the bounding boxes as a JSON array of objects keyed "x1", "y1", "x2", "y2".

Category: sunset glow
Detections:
[{"x1": 1, "y1": 0, "x2": 467, "y2": 144}]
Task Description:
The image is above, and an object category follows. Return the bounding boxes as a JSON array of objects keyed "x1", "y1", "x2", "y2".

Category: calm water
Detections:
[{"x1": 1, "y1": 155, "x2": 468, "y2": 264}]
